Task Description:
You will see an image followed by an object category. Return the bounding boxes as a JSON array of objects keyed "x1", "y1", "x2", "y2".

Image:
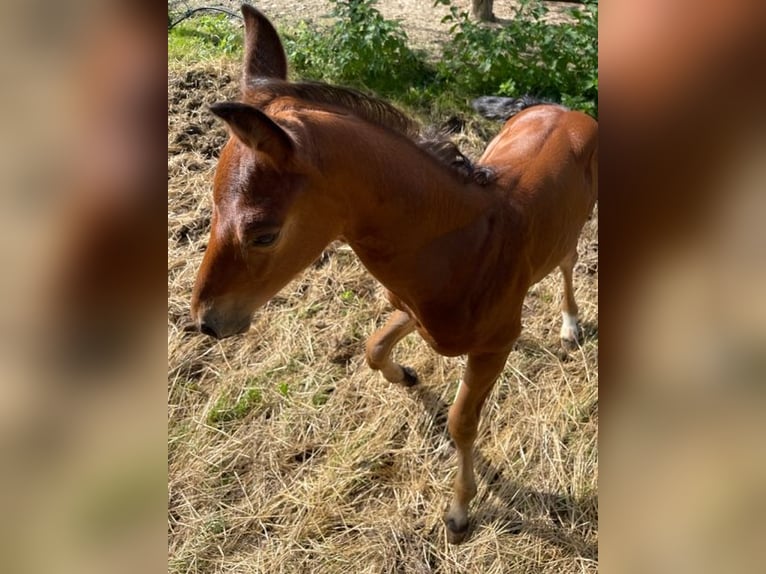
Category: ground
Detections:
[
  {"x1": 169, "y1": 0, "x2": 578, "y2": 50},
  {"x1": 168, "y1": 3, "x2": 598, "y2": 572}
]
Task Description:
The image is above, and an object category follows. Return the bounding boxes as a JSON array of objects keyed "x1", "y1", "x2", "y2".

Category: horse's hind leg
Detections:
[
  {"x1": 365, "y1": 310, "x2": 418, "y2": 386},
  {"x1": 559, "y1": 247, "x2": 581, "y2": 348}
]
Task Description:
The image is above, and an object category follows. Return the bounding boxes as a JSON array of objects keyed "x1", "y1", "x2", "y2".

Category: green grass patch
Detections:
[
  {"x1": 168, "y1": 14, "x2": 243, "y2": 62},
  {"x1": 207, "y1": 385, "x2": 263, "y2": 426},
  {"x1": 340, "y1": 289, "x2": 356, "y2": 303},
  {"x1": 312, "y1": 389, "x2": 333, "y2": 406}
]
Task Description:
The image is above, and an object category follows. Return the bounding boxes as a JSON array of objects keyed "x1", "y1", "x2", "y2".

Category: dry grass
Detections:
[{"x1": 168, "y1": 60, "x2": 598, "y2": 573}]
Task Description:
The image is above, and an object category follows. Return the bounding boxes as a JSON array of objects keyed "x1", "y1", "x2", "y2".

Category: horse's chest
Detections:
[
  {"x1": 387, "y1": 282, "x2": 521, "y2": 356},
  {"x1": 415, "y1": 300, "x2": 513, "y2": 357}
]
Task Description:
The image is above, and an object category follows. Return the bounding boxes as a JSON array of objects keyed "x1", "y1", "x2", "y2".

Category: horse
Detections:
[{"x1": 190, "y1": 5, "x2": 597, "y2": 544}]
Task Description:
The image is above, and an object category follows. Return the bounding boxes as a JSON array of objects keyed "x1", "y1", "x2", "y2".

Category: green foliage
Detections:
[
  {"x1": 168, "y1": 14, "x2": 243, "y2": 61},
  {"x1": 434, "y1": 0, "x2": 597, "y2": 115},
  {"x1": 167, "y1": 0, "x2": 598, "y2": 114},
  {"x1": 283, "y1": 0, "x2": 431, "y2": 96}
]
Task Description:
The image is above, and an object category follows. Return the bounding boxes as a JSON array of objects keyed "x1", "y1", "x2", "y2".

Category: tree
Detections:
[{"x1": 472, "y1": 0, "x2": 494, "y2": 21}]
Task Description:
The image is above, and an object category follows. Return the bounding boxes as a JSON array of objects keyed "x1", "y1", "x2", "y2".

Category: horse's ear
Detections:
[
  {"x1": 241, "y1": 4, "x2": 288, "y2": 85},
  {"x1": 210, "y1": 102, "x2": 293, "y2": 160}
]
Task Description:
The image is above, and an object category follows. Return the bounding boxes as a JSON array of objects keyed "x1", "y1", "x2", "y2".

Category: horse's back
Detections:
[
  {"x1": 481, "y1": 105, "x2": 596, "y2": 173},
  {"x1": 482, "y1": 105, "x2": 598, "y2": 278}
]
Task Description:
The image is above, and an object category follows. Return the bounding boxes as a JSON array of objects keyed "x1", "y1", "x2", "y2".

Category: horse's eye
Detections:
[{"x1": 249, "y1": 232, "x2": 279, "y2": 247}]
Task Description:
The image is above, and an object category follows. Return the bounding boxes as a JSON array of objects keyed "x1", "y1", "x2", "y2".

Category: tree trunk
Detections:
[{"x1": 472, "y1": 0, "x2": 494, "y2": 22}]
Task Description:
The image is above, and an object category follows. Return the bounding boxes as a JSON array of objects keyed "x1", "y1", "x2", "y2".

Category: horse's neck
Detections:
[
  {"x1": 320, "y1": 124, "x2": 501, "y2": 300},
  {"x1": 344, "y1": 170, "x2": 490, "y2": 253}
]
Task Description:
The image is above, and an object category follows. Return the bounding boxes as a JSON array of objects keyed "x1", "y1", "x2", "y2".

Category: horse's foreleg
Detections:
[
  {"x1": 559, "y1": 247, "x2": 581, "y2": 348},
  {"x1": 444, "y1": 350, "x2": 510, "y2": 544},
  {"x1": 365, "y1": 309, "x2": 418, "y2": 386}
]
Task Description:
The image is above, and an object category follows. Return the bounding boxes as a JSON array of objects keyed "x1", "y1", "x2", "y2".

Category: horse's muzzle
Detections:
[
  {"x1": 193, "y1": 314, "x2": 251, "y2": 339},
  {"x1": 199, "y1": 321, "x2": 220, "y2": 338}
]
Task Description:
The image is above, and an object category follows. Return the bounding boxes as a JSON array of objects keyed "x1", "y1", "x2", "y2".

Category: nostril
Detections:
[{"x1": 199, "y1": 322, "x2": 218, "y2": 338}]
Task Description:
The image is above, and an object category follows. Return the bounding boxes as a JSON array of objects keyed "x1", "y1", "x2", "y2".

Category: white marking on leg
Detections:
[{"x1": 560, "y1": 311, "x2": 579, "y2": 343}]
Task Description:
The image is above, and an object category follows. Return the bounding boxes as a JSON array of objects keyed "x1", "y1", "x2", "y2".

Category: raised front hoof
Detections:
[
  {"x1": 444, "y1": 516, "x2": 470, "y2": 545},
  {"x1": 401, "y1": 366, "x2": 419, "y2": 387}
]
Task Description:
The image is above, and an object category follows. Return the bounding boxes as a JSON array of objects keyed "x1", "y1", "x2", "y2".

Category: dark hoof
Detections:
[
  {"x1": 560, "y1": 336, "x2": 580, "y2": 353},
  {"x1": 401, "y1": 366, "x2": 419, "y2": 386},
  {"x1": 444, "y1": 516, "x2": 470, "y2": 545}
]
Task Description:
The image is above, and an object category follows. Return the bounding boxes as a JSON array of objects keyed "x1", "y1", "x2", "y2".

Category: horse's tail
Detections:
[{"x1": 471, "y1": 95, "x2": 552, "y2": 121}]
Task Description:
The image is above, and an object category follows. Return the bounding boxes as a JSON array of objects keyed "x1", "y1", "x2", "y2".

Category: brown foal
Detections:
[{"x1": 190, "y1": 5, "x2": 598, "y2": 544}]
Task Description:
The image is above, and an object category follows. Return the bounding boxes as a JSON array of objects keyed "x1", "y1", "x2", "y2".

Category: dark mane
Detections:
[
  {"x1": 245, "y1": 78, "x2": 419, "y2": 138},
  {"x1": 244, "y1": 79, "x2": 495, "y2": 185}
]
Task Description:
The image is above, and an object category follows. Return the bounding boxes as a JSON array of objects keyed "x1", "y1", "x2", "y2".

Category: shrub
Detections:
[
  {"x1": 167, "y1": 0, "x2": 598, "y2": 115},
  {"x1": 283, "y1": 0, "x2": 431, "y2": 96},
  {"x1": 435, "y1": 0, "x2": 598, "y2": 115}
]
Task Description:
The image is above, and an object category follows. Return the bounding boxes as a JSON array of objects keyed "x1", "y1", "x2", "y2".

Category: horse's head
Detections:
[{"x1": 190, "y1": 6, "x2": 339, "y2": 338}]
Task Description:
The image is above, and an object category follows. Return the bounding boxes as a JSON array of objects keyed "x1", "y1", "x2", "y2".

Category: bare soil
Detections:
[{"x1": 170, "y1": 1, "x2": 579, "y2": 52}]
